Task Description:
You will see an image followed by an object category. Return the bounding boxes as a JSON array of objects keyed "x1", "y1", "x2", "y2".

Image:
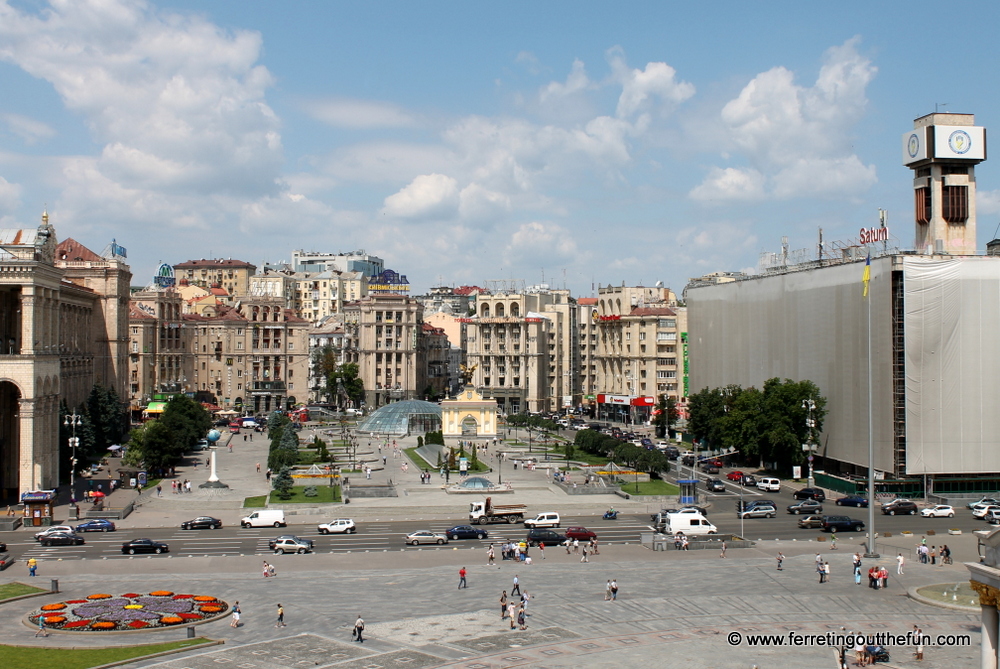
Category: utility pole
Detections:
[{"x1": 64, "y1": 412, "x2": 82, "y2": 498}]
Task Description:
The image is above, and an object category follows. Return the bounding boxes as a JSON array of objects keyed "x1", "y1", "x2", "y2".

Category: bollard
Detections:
[
  {"x1": 50, "y1": 579, "x2": 59, "y2": 593},
  {"x1": 187, "y1": 625, "x2": 196, "y2": 639}
]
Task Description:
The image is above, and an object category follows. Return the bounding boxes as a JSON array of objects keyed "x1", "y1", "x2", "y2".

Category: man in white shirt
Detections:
[{"x1": 896, "y1": 553, "x2": 905, "y2": 574}]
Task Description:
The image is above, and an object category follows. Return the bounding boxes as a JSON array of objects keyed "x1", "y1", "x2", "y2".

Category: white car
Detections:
[
  {"x1": 318, "y1": 518, "x2": 356, "y2": 534},
  {"x1": 973, "y1": 504, "x2": 1000, "y2": 519},
  {"x1": 921, "y1": 505, "x2": 955, "y2": 518},
  {"x1": 34, "y1": 526, "x2": 76, "y2": 542}
]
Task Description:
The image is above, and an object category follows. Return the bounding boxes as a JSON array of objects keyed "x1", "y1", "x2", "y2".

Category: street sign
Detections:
[{"x1": 807, "y1": 455, "x2": 814, "y2": 462}]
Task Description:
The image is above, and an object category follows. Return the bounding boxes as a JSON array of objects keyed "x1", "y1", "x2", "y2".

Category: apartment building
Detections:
[
  {"x1": 173, "y1": 258, "x2": 257, "y2": 298},
  {"x1": 128, "y1": 288, "x2": 192, "y2": 409},
  {"x1": 292, "y1": 270, "x2": 366, "y2": 322}
]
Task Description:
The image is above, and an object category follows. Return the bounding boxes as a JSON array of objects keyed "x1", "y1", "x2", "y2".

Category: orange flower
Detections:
[
  {"x1": 40, "y1": 603, "x2": 66, "y2": 611},
  {"x1": 192, "y1": 595, "x2": 216, "y2": 602},
  {"x1": 199, "y1": 605, "x2": 222, "y2": 613},
  {"x1": 91, "y1": 621, "x2": 116, "y2": 629},
  {"x1": 149, "y1": 590, "x2": 174, "y2": 597},
  {"x1": 160, "y1": 616, "x2": 184, "y2": 625},
  {"x1": 87, "y1": 594, "x2": 112, "y2": 600},
  {"x1": 42, "y1": 615, "x2": 66, "y2": 624}
]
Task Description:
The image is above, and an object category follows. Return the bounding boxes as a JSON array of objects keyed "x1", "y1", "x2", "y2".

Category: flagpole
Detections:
[{"x1": 865, "y1": 259, "x2": 879, "y2": 559}]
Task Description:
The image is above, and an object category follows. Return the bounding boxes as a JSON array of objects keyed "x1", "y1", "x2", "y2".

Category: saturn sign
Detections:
[{"x1": 860, "y1": 226, "x2": 889, "y2": 245}]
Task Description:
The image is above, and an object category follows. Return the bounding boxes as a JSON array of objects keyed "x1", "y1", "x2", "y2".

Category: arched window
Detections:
[
  {"x1": 481, "y1": 304, "x2": 490, "y2": 318},
  {"x1": 495, "y1": 303, "x2": 505, "y2": 317},
  {"x1": 510, "y1": 303, "x2": 520, "y2": 317}
]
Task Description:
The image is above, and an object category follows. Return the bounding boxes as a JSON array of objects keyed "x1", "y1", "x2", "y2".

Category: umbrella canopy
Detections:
[
  {"x1": 90, "y1": 490, "x2": 106, "y2": 498},
  {"x1": 216, "y1": 409, "x2": 239, "y2": 415},
  {"x1": 108, "y1": 445, "x2": 123, "y2": 451}
]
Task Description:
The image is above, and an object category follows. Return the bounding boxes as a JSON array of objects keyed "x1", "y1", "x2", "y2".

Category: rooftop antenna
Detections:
[
  {"x1": 935, "y1": 102, "x2": 949, "y2": 113},
  {"x1": 993, "y1": 220, "x2": 1000, "y2": 240}
]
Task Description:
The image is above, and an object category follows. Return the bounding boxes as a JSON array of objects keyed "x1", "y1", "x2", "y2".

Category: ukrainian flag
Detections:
[{"x1": 862, "y1": 255, "x2": 871, "y2": 297}]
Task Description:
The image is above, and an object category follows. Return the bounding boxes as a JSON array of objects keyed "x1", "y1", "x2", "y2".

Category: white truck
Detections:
[
  {"x1": 469, "y1": 497, "x2": 527, "y2": 525},
  {"x1": 240, "y1": 509, "x2": 286, "y2": 528}
]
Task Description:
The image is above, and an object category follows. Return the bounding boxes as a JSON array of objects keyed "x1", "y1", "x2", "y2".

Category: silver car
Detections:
[{"x1": 405, "y1": 530, "x2": 448, "y2": 545}]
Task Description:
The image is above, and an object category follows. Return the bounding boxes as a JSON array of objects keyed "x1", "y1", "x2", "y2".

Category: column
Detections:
[
  {"x1": 972, "y1": 580, "x2": 1000, "y2": 669},
  {"x1": 20, "y1": 290, "x2": 36, "y2": 355},
  {"x1": 17, "y1": 397, "x2": 36, "y2": 496}
]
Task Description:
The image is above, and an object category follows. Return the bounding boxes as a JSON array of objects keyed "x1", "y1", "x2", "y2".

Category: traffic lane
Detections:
[{"x1": 708, "y1": 509, "x2": 987, "y2": 540}]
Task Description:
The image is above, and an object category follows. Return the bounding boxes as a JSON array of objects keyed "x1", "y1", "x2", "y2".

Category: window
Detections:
[
  {"x1": 657, "y1": 332, "x2": 676, "y2": 341},
  {"x1": 943, "y1": 185, "x2": 968, "y2": 223},
  {"x1": 236, "y1": 341, "x2": 244, "y2": 350},
  {"x1": 638, "y1": 332, "x2": 646, "y2": 341},
  {"x1": 915, "y1": 187, "x2": 931, "y2": 225},
  {"x1": 131, "y1": 327, "x2": 138, "y2": 335},
  {"x1": 237, "y1": 328, "x2": 244, "y2": 335},
  {"x1": 237, "y1": 383, "x2": 242, "y2": 390},
  {"x1": 131, "y1": 342, "x2": 138, "y2": 353},
  {"x1": 658, "y1": 318, "x2": 676, "y2": 329}
]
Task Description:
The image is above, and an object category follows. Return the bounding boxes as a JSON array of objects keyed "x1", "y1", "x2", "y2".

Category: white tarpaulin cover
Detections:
[{"x1": 903, "y1": 256, "x2": 1000, "y2": 474}]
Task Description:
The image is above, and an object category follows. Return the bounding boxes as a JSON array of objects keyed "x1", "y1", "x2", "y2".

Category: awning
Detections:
[{"x1": 145, "y1": 401, "x2": 167, "y2": 414}]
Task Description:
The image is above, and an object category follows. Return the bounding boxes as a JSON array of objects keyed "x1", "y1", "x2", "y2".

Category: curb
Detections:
[{"x1": 906, "y1": 583, "x2": 978, "y2": 612}]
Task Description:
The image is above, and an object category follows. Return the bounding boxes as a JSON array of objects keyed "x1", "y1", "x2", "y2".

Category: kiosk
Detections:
[
  {"x1": 677, "y1": 479, "x2": 699, "y2": 506},
  {"x1": 21, "y1": 490, "x2": 56, "y2": 527}
]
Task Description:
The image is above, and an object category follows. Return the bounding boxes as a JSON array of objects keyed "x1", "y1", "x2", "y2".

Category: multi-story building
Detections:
[
  {"x1": 413, "y1": 285, "x2": 487, "y2": 317},
  {"x1": 577, "y1": 297, "x2": 599, "y2": 409},
  {"x1": 307, "y1": 316, "x2": 347, "y2": 404},
  {"x1": 342, "y1": 295, "x2": 426, "y2": 408},
  {"x1": 173, "y1": 258, "x2": 257, "y2": 298},
  {"x1": 292, "y1": 270, "x2": 366, "y2": 322},
  {"x1": 0, "y1": 215, "x2": 132, "y2": 499},
  {"x1": 248, "y1": 268, "x2": 296, "y2": 304},
  {"x1": 423, "y1": 322, "x2": 451, "y2": 399},
  {"x1": 127, "y1": 288, "x2": 191, "y2": 409},
  {"x1": 290, "y1": 249, "x2": 383, "y2": 277}
]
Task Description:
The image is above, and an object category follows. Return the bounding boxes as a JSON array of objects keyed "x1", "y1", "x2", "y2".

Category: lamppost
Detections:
[
  {"x1": 64, "y1": 412, "x2": 82, "y2": 497},
  {"x1": 802, "y1": 399, "x2": 817, "y2": 488}
]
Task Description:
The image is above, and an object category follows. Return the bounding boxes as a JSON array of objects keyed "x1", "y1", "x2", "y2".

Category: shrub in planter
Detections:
[{"x1": 303, "y1": 486, "x2": 318, "y2": 497}]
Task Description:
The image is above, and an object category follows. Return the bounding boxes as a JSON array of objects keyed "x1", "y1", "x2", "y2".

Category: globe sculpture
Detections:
[{"x1": 206, "y1": 429, "x2": 221, "y2": 443}]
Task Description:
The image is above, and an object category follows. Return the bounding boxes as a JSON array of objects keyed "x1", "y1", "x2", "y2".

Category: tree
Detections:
[
  {"x1": 653, "y1": 394, "x2": 680, "y2": 439},
  {"x1": 86, "y1": 384, "x2": 126, "y2": 454},
  {"x1": 331, "y1": 363, "x2": 365, "y2": 406},
  {"x1": 312, "y1": 345, "x2": 340, "y2": 403},
  {"x1": 272, "y1": 466, "x2": 294, "y2": 500},
  {"x1": 160, "y1": 395, "x2": 211, "y2": 455}
]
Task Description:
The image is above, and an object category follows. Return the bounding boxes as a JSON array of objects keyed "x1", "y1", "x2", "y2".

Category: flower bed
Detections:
[{"x1": 27, "y1": 591, "x2": 229, "y2": 632}]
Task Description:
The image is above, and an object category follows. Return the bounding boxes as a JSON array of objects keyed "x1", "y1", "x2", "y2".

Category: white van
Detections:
[
  {"x1": 241, "y1": 509, "x2": 286, "y2": 528},
  {"x1": 663, "y1": 513, "x2": 717, "y2": 536},
  {"x1": 523, "y1": 512, "x2": 560, "y2": 528},
  {"x1": 757, "y1": 477, "x2": 781, "y2": 493}
]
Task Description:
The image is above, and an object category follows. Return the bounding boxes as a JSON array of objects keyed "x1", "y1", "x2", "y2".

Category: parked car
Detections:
[
  {"x1": 445, "y1": 525, "x2": 488, "y2": 540},
  {"x1": 739, "y1": 505, "x2": 776, "y2": 519},
  {"x1": 272, "y1": 537, "x2": 314, "y2": 554},
  {"x1": 526, "y1": 528, "x2": 567, "y2": 546},
  {"x1": 318, "y1": 519, "x2": 357, "y2": 534},
  {"x1": 921, "y1": 505, "x2": 955, "y2": 518},
  {"x1": 180, "y1": 516, "x2": 223, "y2": 530},
  {"x1": 34, "y1": 526, "x2": 76, "y2": 542},
  {"x1": 968, "y1": 497, "x2": 1000, "y2": 509},
  {"x1": 268, "y1": 535, "x2": 314, "y2": 550},
  {"x1": 787, "y1": 499, "x2": 824, "y2": 515},
  {"x1": 821, "y1": 516, "x2": 865, "y2": 532},
  {"x1": 405, "y1": 530, "x2": 448, "y2": 545},
  {"x1": 797, "y1": 514, "x2": 826, "y2": 529},
  {"x1": 988, "y1": 509, "x2": 1000, "y2": 525},
  {"x1": 835, "y1": 496, "x2": 869, "y2": 508},
  {"x1": 40, "y1": 532, "x2": 85, "y2": 547},
  {"x1": 881, "y1": 499, "x2": 918, "y2": 516},
  {"x1": 564, "y1": 526, "x2": 597, "y2": 540},
  {"x1": 121, "y1": 538, "x2": 169, "y2": 555},
  {"x1": 74, "y1": 519, "x2": 116, "y2": 532},
  {"x1": 973, "y1": 504, "x2": 1000, "y2": 520},
  {"x1": 705, "y1": 478, "x2": 726, "y2": 492},
  {"x1": 726, "y1": 471, "x2": 745, "y2": 482},
  {"x1": 793, "y1": 488, "x2": 827, "y2": 501}
]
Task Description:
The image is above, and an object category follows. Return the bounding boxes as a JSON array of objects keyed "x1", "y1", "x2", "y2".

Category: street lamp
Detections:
[
  {"x1": 64, "y1": 412, "x2": 82, "y2": 497},
  {"x1": 802, "y1": 399, "x2": 817, "y2": 488}
]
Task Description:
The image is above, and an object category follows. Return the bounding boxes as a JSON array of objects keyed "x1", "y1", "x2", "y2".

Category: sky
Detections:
[{"x1": 2, "y1": 0, "x2": 1000, "y2": 297}]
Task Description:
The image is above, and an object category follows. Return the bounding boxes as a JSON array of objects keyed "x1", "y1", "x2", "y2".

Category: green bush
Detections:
[
  {"x1": 424, "y1": 430, "x2": 445, "y2": 445},
  {"x1": 272, "y1": 466, "x2": 294, "y2": 500},
  {"x1": 303, "y1": 485, "x2": 318, "y2": 497},
  {"x1": 417, "y1": 436, "x2": 424, "y2": 448}
]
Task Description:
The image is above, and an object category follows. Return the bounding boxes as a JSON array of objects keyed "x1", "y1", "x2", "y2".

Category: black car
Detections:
[
  {"x1": 787, "y1": 499, "x2": 824, "y2": 515},
  {"x1": 41, "y1": 532, "x2": 85, "y2": 547},
  {"x1": 75, "y1": 519, "x2": 116, "y2": 532},
  {"x1": 0, "y1": 541, "x2": 6, "y2": 552},
  {"x1": 664, "y1": 446, "x2": 680, "y2": 460},
  {"x1": 705, "y1": 478, "x2": 725, "y2": 492},
  {"x1": 526, "y1": 528, "x2": 567, "y2": 546},
  {"x1": 740, "y1": 474, "x2": 757, "y2": 487},
  {"x1": 794, "y1": 487, "x2": 827, "y2": 501},
  {"x1": 181, "y1": 516, "x2": 223, "y2": 530},
  {"x1": 881, "y1": 499, "x2": 918, "y2": 516},
  {"x1": 835, "y1": 496, "x2": 869, "y2": 508},
  {"x1": 701, "y1": 464, "x2": 720, "y2": 474},
  {"x1": 121, "y1": 538, "x2": 169, "y2": 554},
  {"x1": 446, "y1": 525, "x2": 488, "y2": 540},
  {"x1": 821, "y1": 515, "x2": 865, "y2": 533}
]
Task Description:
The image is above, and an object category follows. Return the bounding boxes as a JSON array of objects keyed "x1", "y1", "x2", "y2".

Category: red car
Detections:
[
  {"x1": 707, "y1": 459, "x2": 724, "y2": 468},
  {"x1": 726, "y1": 471, "x2": 745, "y2": 482},
  {"x1": 564, "y1": 526, "x2": 597, "y2": 541}
]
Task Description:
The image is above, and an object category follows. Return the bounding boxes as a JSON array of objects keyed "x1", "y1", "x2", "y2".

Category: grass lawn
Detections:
[
  {"x1": 269, "y1": 485, "x2": 341, "y2": 504},
  {"x1": 405, "y1": 446, "x2": 489, "y2": 473},
  {"x1": 242, "y1": 495, "x2": 267, "y2": 508},
  {"x1": 0, "y1": 638, "x2": 212, "y2": 669},
  {"x1": 404, "y1": 446, "x2": 435, "y2": 469},
  {"x1": 547, "y1": 444, "x2": 609, "y2": 466},
  {"x1": 0, "y1": 582, "x2": 46, "y2": 601},
  {"x1": 620, "y1": 479, "x2": 680, "y2": 496}
]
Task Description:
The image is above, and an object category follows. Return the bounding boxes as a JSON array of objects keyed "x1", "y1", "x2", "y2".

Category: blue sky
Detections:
[{"x1": 1, "y1": 0, "x2": 999, "y2": 296}]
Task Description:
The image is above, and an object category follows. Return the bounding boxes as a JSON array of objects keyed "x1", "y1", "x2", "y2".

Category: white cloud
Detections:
[
  {"x1": 0, "y1": 175, "x2": 22, "y2": 211},
  {"x1": 609, "y1": 50, "x2": 695, "y2": 118},
  {"x1": 303, "y1": 98, "x2": 415, "y2": 129},
  {"x1": 458, "y1": 183, "x2": 510, "y2": 221},
  {"x1": 382, "y1": 173, "x2": 459, "y2": 219},
  {"x1": 693, "y1": 37, "x2": 877, "y2": 201},
  {"x1": 977, "y1": 189, "x2": 1000, "y2": 218},
  {"x1": 504, "y1": 221, "x2": 579, "y2": 265},
  {"x1": 1, "y1": 113, "x2": 55, "y2": 144},
  {"x1": 540, "y1": 58, "x2": 591, "y2": 103},
  {"x1": 689, "y1": 167, "x2": 765, "y2": 202}
]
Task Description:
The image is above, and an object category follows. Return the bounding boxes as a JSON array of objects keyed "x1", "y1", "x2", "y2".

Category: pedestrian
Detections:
[
  {"x1": 913, "y1": 625, "x2": 924, "y2": 661},
  {"x1": 512, "y1": 575, "x2": 521, "y2": 596},
  {"x1": 539, "y1": 542, "x2": 545, "y2": 559},
  {"x1": 605, "y1": 580, "x2": 613, "y2": 601},
  {"x1": 487, "y1": 545, "x2": 496, "y2": 567},
  {"x1": 854, "y1": 562, "x2": 862, "y2": 585},
  {"x1": 35, "y1": 616, "x2": 49, "y2": 637},
  {"x1": 266, "y1": 469, "x2": 272, "y2": 482},
  {"x1": 354, "y1": 615, "x2": 365, "y2": 642},
  {"x1": 573, "y1": 538, "x2": 580, "y2": 553},
  {"x1": 823, "y1": 561, "x2": 830, "y2": 583},
  {"x1": 244, "y1": 434, "x2": 247, "y2": 442},
  {"x1": 156, "y1": 484, "x2": 162, "y2": 497},
  {"x1": 275, "y1": 603, "x2": 285, "y2": 628},
  {"x1": 610, "y1": 579, "x2": 618, "y2": 600},
  {"x1": 520, "y1": 590, "x2": 530, "y2": 615},
  {"x1": 815, "y1": 553, "x2": 823, "y2": 570},
  {"x1": 896, "y1": 553, "x2": 905, "y2": 575},
  {"x1": 868, "y1": 566, "x2": 877, "y2": 589},
  {"x1": 256, "y1": 462, "x2": 261, "y2": 473},
  {"x1": 27, "y1": 557, "x2": 37, "y2": 577},
  {"x1": 930, "y1": 546, "x2": 937, "y2": 565},
  {"x1": 517, "y1": 605, "x2": 527, "y2": 630},
  {"x1": 268, "y1": 563, "x2": 276, "y2": 578},
  {"x1": 263, "y1": 561, "x2": 270, "y2": 578},
  {"x1": 818, "y1": 560, "x2": 825, "y2": 583},
  {"x1": 591, "y1": 537, "x2": 599, "y2": 555},
  {"x1": 564, "y1": 539, "x2": 572, "y2": 554},
  {"x1": 231, "y1": 601, "x2": 241, "y2": 627},
  {"x1": 459, "y1": 566, "x2": 467, "y2": 589},
  {"x1": 507, "y1": 602, "x2": 517, "y2": 629},
  {"x1": 682, "y1": 536, "x2": 689, "y2": 551},
  {"x1": 776, "y1": 552, "x2": 784, "y2": 570},
  {"x1": 581, "y1": 544, "x2": 589, "y2": 563},
  {"x1": 500, "y1": 590, "x2": 508, "y2": 618},
  {"x1": 879, "y1": 565, "x2": 888, "y2": 589},
  {"x1": 830, "y1": 532, "x2": 837, "y2": 550},
  {"x1": 383, "y1": 455, "x2": 387, "y2": 466},
  {"x1": 720, "y1": 541, "x2": 727, "y2": 558}
]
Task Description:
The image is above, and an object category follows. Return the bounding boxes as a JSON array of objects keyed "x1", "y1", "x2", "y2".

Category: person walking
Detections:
[
  {"x1": 275, "y1": 603, "x2": 285, "y2": 628},
  {"x1": 487, "y1": 545, "x2": 496, "y2": 567},
  {"x1": 231, "y1": 601, "x2": 241, "y2": 628},
  {"x1": 27, "y1": 557, "x2": 37, "y2": 577},
  {"x1": 830, "y1": 532, "x2": 838, "y2": 550},
  {"x1": 500, "y1": 591, "x2": 508, "y2": 619},
  {"x1": 610, "y1": 579, "x2": 618, "y2": 600},
  {"x1": 818, "y1": 560, "x2": 826, "y2": 584},
  {"x1": 896, "y1": 553, "x2": 905, "y2": 575},
  {"x1": 539, "y1": 542, "x2": 545, "y2": 559},
  {"x1": 511, "y1": 575, "x2": 521, "y2": 597},
  {"x1": 354, "y1": 615, "x2": 365, "y2": 643},
  {"x1": 580, "y1": 544, "x2": 589, "y2": 563},
  {"x1": 156, "y1": 484, "x2": 162, "y2": 497},
  {"x1": 458, "y1": 567, "x2": 467, "y2": 589},
  {"x1": 854, "y1": 561, "x2": 862, "y2": 585},
  {"x1": 572, "y1": 538, "x2": 580, "y2": 554},
  {"x1": 776, "y1": 552, "x2": 784, "y2": 571},
  {"x1": 507, "y1": 602, "x2": 517, "y2": 629},
  {"x1": 605, "y1": 580, "x2": 613, "y2": 601},
  {"x1": 517, "y1": 605, "x2": 527, "y2": 630},
  {"x1": 262, "y1": 561, "x2": 271, "y2": 578},
  {"x1": 256, "y1": 462, "x2": 261, "y2": 473},
  {"x1": 719, "y1": 541, "x2": 727, "y2": 558}
]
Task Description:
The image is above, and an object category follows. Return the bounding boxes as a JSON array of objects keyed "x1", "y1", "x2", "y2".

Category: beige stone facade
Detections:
[
  {"x1": 292, "y1": 270, "x2": 366, "y2": 322},
  {"x1": 441, "y1": 385, "x2": 497, "y2": 441},
  {"x1": 173, "y1": 258, "x2": 257, "y2": 298}
]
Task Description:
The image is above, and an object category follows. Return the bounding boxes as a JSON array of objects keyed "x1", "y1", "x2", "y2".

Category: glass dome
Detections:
[
  {"x1": 357, "y1": 400, "x2": 442, "y2": 436},
  {"x1": 455, "y1": 476, "x2": 496, "y2": 490}
]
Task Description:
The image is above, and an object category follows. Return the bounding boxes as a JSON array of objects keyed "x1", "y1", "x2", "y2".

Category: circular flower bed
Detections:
[{"x1": 27, "y1": 591, "x2": 229, "y2": 632}]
